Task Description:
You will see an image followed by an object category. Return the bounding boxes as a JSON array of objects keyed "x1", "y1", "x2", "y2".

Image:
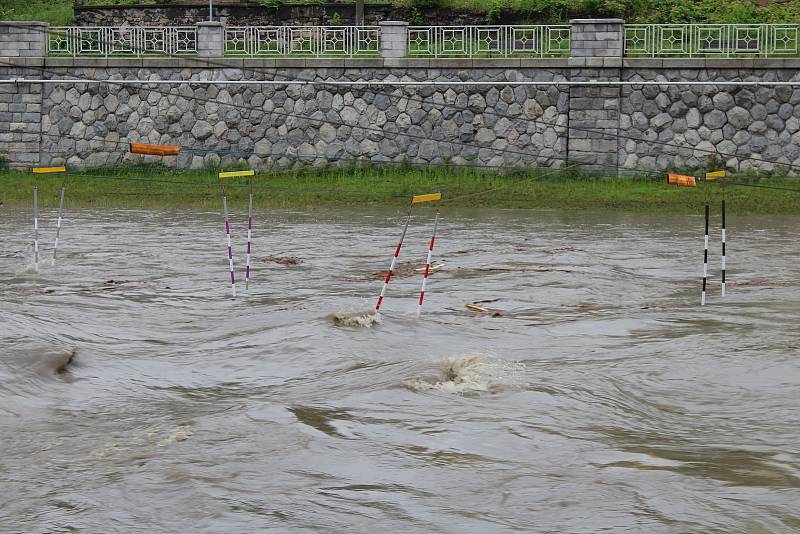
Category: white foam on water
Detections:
[
  {"x1": 403, "y1": 353, "x2": 524, "y2": 394},
  {"x1": 330, "y1": 309, "x2": 381, "y2": 328}
]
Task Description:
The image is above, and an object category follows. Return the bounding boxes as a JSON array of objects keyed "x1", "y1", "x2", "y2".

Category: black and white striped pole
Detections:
[
  {"x1": 721, "y1": 200, "x2": 727, "y2": 297},
  {"x1": 702, "y1": 204, "x2": 709, "y2": 306}
]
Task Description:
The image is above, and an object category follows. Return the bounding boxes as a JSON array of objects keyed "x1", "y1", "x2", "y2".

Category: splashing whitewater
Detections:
[{"x1": 403, "y1": 353, "x2": 523, "y2": 394}]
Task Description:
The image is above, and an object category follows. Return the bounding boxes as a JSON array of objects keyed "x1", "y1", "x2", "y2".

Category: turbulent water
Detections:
[{"x1": 1, "y1": 203, "x2": 798, "y2": 533}]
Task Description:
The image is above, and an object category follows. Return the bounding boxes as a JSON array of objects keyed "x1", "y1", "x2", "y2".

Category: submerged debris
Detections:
[
  {"x1": 457, "y1": 266, "x2": 574, "y2": 274},
  {"x1": 729, "y1": 279, "x2": 774, "y2": 288},
  {"x1": 466, "y1": 303, "x2": 503, "y2": 317},
  {"x1": 370, "y1": 262, "x2": 444, "y2": 280},
  {"x1": 543, "y1": 246, "x2": 584, "y2": 254},
  {"x1": 263, "y1": 255, "x2": 303, "y2": 266}
]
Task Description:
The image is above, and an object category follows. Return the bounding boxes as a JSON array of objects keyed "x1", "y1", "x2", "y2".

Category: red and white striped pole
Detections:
[
  {"x1": 245, "y1": 191, "x2": 253, "y2": 290},
  {"x1": 416, "y1": 210, "x2": 440, "y2": 317},
  {"x1": 375, "y1": 206, "x2": 413, "y2": 312},
  {"x1": 223, "y1": 196, "x2": 236, "y2": 297}
]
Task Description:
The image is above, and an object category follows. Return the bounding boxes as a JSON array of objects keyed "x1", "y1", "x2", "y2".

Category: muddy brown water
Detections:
[{"x1": 1, "y1": 205, "x2": 799, "y2": 533}]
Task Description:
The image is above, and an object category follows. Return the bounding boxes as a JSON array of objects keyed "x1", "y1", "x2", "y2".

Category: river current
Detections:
[{"x1": 1, "y1": 205, "x2": 798, "y2": 532}]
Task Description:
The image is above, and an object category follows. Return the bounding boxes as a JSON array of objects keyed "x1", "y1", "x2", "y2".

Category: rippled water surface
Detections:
[{"x1": 1, "y1": 204, "x2": 799, "y2": 533}]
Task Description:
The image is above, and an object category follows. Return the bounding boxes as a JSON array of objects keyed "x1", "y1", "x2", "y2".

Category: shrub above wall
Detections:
[{"x1": 68, "y1": 0, "x2": 800, "y2": 27}]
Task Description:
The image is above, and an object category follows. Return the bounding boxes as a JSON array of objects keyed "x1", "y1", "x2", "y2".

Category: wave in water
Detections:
[
  {"x1": 403, "y1": 353, "x2": 523, "y2": 394},
  {"x1": 329, "y1": 310, "x2": 381, "y2": 328}
]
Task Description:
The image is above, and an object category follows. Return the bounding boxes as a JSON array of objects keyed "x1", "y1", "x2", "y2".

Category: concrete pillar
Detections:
[
  {"x1": 355, "y1": 0, "x2": 365, "y2": 25},
  {"x1": 379, "y1": 21, "x2": 408, "y2": 59},
  {"x1": 566, "y1": 19, "x2": 624, "y2": 175},
  {"x1": 569, "y1": 19, "x2": 624, "y2": 68},
  {"x1": 0, "y1": 21, "x2": 48, "y2": 58},
  {"x1": 197, "y1": 21, "x2": 225, "y2": 58}
]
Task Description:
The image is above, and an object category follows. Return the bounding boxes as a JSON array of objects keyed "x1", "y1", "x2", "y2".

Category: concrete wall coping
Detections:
[
  {"x1": 0, "y1": 56, "x2": 575, "y2": 69},
  {"x1": 196, "y1": 21, "x2": 224, "y2": 27},
  {"x1": 1, "y1": 55, "x2": 800, "y2": 69},
  {"x1": 570, "y1": 19, "x2": 625, "y2": 24},
  {"x1": 0, "y1": 21, "x2": 49, "y2": 27},
  {"x1": 379, "y1": 21, "x2": 409, "y2": 26}
]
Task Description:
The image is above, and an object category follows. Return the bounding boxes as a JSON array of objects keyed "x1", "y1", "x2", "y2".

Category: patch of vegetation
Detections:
[
  {"x1": 394, "y1": 0, "x2": 800, "y2": 23},
  {"x1": 6, "y1": 0, "x2": 800, "y2": 26},
  {"x1": 2, "y1": 165, "x2": 799, "y2": 214},
  {"x1": 0, "y1": 0, "x2": 74, "y2": 26}
]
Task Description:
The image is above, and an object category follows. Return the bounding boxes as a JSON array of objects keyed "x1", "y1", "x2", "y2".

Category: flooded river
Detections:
[{"x1": 1, "y1": 205, "x2": 798, "y2": 532}]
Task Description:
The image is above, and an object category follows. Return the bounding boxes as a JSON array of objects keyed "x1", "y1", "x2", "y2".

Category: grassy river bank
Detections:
[{"x1": 1, "y1": 166, "x2": 799, "y2": 214}]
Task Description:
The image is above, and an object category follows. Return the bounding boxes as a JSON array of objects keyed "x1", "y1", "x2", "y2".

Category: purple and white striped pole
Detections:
[
  {"x1": 245, "y1": 192, "x2": 253, "y2": 290},
  {"x1": 33, "y1": 187, "x2": 39, "y2": 273},
  {"x1": 53, "y1": 187, "x2": 65, "y2": 262},
  {"x1": 721, "y1": 200, "x2": 727, "y2": 297},
  {"x1": 223, "y1": 196, "x2": 236, "y2": 297}
]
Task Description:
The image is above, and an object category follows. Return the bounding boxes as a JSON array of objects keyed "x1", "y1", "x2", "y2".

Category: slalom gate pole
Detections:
[
  {"x1": 375, "y1": 204, "x2": 413, "y2": 312},
  {"x1": 702, "y1": 204, "x2": 709, "y2": 306},
  {"x1": 721, "y1": 199, "x2": 727, "y2": 297},
  {"x1": 53, "y1": 186, "x2": 65, "y2": 262},
  {"x1": 245, "y1": 185, "x2": 253, "y2": 290},
  {"x1": 416, "y1": 209, "x2": 440, "y2": 317},
  {"x1": 33, "y1": 187, "x2": 39, "y2": 273},
  {"x1": 223, "y1": 195, "x2": 236, "y2": 297}
]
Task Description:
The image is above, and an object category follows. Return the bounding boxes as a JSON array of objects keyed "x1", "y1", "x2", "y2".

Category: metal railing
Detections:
[
  {"x1": 624, "y1": 24, "x2": 800, "y2": 57},
  {"x1": 45, "y1": 24, "x2": 800, "y2": 60},
  {"x1": 48, "y1": 26, "x2": 198, "y2": 57},
  {"x1": 407, "y1": 25, "x2": 571, "y2": 58},
  {"x1": 224, "y1": 26, "x2": 380, "y2": 57}
]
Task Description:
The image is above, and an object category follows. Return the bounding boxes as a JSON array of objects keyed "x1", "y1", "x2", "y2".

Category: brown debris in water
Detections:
[
  {"x1": 264, "y1": 255, "x2": 303, "y2": 266},
  {"x1": 543, "y1": 246, "x2": 584, "y2": 254},
  {"x1": 466, "y1": 303, "x2": 503, "y2": 317},
  {"x1": 370, "y1": 262, "x2": 444, "y2": 280},
  {"x1": 101, "y1": 279, "x2": 130, "y2": 288},
  {"x1": 458, "y1": 266, "x2": 574, "y2": 274},
  {"x1": 561, "y1": 303, "x2": 597, "y2": 311},
  {"x1": 729, "y1": 279, "x2": 773, "y2": 288}
]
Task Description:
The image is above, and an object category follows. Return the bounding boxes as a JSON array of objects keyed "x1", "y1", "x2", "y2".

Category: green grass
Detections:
[
  {"x1": 2, "y1": 165, "x2": 799, "y2": 214},
  {"x1": 0, "y1": 0, "x2": 74, "y2": 26}
]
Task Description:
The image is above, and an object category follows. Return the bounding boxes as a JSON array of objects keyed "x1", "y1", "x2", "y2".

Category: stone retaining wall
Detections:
[
  {"x1": 3, "y1": 17, "x2": 800, "y2": 175},
  {"x1": 33, "y1": 63, "x2": 570, "y2": 171},
  {"x1": 619, "y1": 68, "x2": 800, "y2": 173},
  {"x1": 3, "y1": 58, "x2": 800, "y2": 174}
]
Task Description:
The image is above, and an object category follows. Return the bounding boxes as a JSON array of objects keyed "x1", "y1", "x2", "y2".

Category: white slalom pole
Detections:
[
  {"x1": 245, "y1": 191, "x2": 253, "y2": 290},
  {"x1": 33, "y1": 187, "x2": 39, "y2": 273},
  {"x1": 375, "y1": 206, "x2": 413, "y2": 312},
  {"x1": 721, "y1": 200, "x2": 727, "y2": 297},
  {"x1": 53, "y1": 187, "x2": 65, "y2": 262},
  {"x1": 223, "y1": 196, "x2": 236, "y2": 297},
  {"x1": 702, "y1": 204, "x2": 709, "y2": 306},
  {"x1": 416, "y1": 210, "x2": 440, "y2": 317}
]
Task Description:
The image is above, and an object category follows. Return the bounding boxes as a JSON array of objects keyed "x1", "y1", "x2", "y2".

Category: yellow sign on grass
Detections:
[
  {"x1": 32, "y1": 167, "x2": 66, "y2": 174},
  {"x1": 411, "y1": 192, "x2": 442, "y2": 204},
  {"x1": 705, "y1": 170, "x2": 726, "y2": 180},
  {"x1": 219, "y1": 170, "x2": 255, "y2": 178}
]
